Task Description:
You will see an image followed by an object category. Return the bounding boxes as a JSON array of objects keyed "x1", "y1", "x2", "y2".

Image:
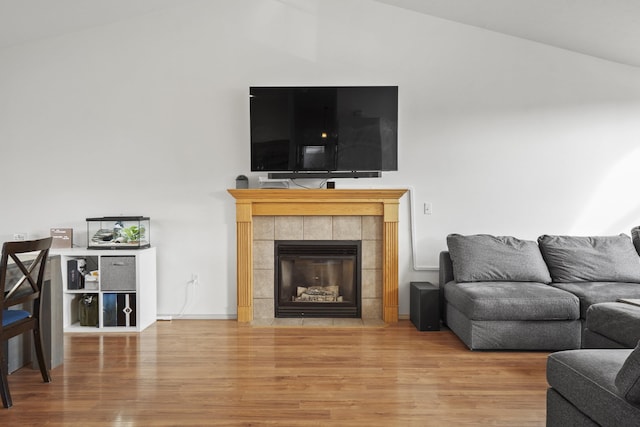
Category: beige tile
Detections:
[
  {"x1": 253, "y1": 240, "x2": 274, "y2": 270},
  {"x1": 332, "y1": 216, "x2": 362, "y2": 240},
  {"x1": 250, "y1": 213, "x2": 386, "y2": 324},
  {"x1": 303, "y1": 216, "x2": 332, "y2": 240},
  {"x1": 362, "y1": 318, "x2": 387, "y2": 328},
  {"x1": 362, "y1": 216, "x2": 382, "y2": 240},
  {"x1": 302, "y1": 318, "x2": 334, "y2": 327},
  {"x1": 254, "y1": 269, "x2": 274, "y2": 298},
  {"x1": 251, "y1": 318, "x2": 274, "y2": 327},
  {"x1": 362, "y1": 239, "x2": 382, "y2": 269},
  {"x1": 272, "y1": 318, "x2": 303, "y2": 326},
  {"x1": 275, "y1": 216, "x2": 304, "y2": 240},
  {"x1": 362, "y1": 268, "x2": 382, "y2": 298},
  {"x1": 253, "y1": 298, "x2": 274, "y2": 319},
  {"x1": 361, "y1": 298, "x2": 382, "y2": 319},
  {"x1": 253, "y1": 216, "x2": 274, "y2": 240}
]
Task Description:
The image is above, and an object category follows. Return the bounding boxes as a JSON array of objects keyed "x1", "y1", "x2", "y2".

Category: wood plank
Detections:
[
  {"x1": 382, "y1": 221, "x2": 399, "y2": 323},
  {"x1": 4, "y1": 320, "x2": 548, "y2": 426},
  {"x1": 236, "y1": 221, "x2": 253, "y2": 322},
  {"x1": 228, "y1": 189, "x2": 408, "y2": 202}
]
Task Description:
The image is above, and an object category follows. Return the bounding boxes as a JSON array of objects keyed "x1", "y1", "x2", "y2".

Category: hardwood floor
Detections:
[{"x1": 3, "y1": 320, "x2": 549, "y2": 426}]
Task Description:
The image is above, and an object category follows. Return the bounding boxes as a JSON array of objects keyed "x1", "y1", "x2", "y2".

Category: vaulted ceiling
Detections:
[
  {"x1": 1, "y1": 0, "x2": 639, "y2": 68},
  {"x1": 375, "y1": 0, "x2": 640, "y2": 68},
  {"x1": 0, "y1": 0, "x2": 178, "y2": 50}
]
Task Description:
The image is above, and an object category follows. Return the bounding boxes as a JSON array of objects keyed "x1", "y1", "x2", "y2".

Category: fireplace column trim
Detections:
[{"x1": 228, "y1": 189, "x2": 407, "y2": 323}]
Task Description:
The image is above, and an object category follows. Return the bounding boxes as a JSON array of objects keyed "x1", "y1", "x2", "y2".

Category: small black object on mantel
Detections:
[
  {"x1": 326, "y1": 181, "x2": 335, "y2": 189},
  {"x1": 236, "y1": 175, "x2": 249, "y2": 189}
]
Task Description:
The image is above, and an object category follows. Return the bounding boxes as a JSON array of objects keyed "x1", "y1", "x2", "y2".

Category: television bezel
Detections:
[{"x1": 249, "y1": 85, "x2": 398, "y2": 179}]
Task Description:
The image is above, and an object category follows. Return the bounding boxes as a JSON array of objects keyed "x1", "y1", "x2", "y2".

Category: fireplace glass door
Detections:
[{"x1": 275, "y1": 240, "x2": 361, "y2": 318}]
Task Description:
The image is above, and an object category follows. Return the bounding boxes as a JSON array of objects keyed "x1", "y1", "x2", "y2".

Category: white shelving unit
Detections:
[{"x1": 53, "y1": 247, "x2": 157, "y2": 333}]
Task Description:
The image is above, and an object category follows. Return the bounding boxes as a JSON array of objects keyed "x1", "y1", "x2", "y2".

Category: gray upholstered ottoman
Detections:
[{"x1": 583, "y1": 302, "x2": 640, "y2": 349}]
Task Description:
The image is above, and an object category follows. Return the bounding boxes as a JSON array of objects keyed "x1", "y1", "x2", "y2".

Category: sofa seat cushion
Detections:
[
  {"x1": 446, "y1": 234, "x2": 551, "y2": 283},
  {"x1": 547, "y1": 349, "x2": 638, "y2": 427},
  {"x1": 538, "y1": 234, "x2": 640, "y2": 283},
  {"x1": 586, "y1": 302, "x2": 640, "y2": 349},
  {"x1": 444, "y1": 281, "x2": 579, "y2": 321},
  {"x1": 547, "y1": 281, "x2": 640, "y2": 318}
]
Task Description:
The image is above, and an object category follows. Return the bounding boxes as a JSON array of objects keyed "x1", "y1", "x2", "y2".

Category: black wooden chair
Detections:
[{"x1": 0, "y1": 237, "x2": 52, "y2": 408}]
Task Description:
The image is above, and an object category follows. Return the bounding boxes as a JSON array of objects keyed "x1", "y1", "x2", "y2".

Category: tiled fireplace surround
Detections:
[
  {"x1": 252, "y1": 215, "x2": 382, "y2": 320},
  {"x1": 228, "y1": 189, "x2": 407, "y2": 324}
]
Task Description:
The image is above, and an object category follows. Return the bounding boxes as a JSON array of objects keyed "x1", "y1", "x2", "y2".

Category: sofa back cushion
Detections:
[
  {"x1": 446, "y1": 234, "x2": 551, "y2": 283},
  {"x1": 616, "y1": 340, "x2": 640, "y2": 404},
  {"x1": 538, "y1": 234, "x2": 640, "y2": 283}
]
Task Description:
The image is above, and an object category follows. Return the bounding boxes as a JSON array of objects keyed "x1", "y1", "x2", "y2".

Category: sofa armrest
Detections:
[
  {"x1": 438, "y1": 251, "x2": 453, "y2": 325},
  {"x1": 439, "y1": 251, "x2": 454, "y2": 286},
  {"x1": 632, "y1": 226, "x2": 640, "y2": 257}
]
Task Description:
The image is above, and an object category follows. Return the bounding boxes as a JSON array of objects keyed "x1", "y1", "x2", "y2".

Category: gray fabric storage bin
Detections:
[{"x1": 101, "y1": 256, "x2": 136, "y2": 291}]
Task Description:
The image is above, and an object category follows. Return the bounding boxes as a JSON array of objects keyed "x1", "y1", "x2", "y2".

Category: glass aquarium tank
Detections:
[{"x1": 86, "y1": 216, "x2": 150, "y2": 250}]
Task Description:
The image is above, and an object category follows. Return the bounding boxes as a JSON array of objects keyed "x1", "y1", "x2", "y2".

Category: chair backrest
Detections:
[{"x1": 0, "y1": 238, "x2": 53, "y2": 316}]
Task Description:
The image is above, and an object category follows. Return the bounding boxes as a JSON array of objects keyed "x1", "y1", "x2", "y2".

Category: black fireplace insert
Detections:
[{"x1": 275, "y1": 240, "x2": 361, "y2": 318}]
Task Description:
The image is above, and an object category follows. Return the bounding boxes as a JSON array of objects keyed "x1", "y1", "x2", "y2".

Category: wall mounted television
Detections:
[{"x1": 250, "y1": 86, "x2": 398, "y2": 179}]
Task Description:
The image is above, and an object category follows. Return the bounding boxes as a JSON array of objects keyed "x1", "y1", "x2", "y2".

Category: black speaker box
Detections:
[{"x1": 410, "y1": 282, "x2": 440, "y2": 331}]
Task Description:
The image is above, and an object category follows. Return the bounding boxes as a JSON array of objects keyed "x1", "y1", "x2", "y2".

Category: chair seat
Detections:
[{"x1": 2, "y1": 309, "x2": 30, "y2": 327}]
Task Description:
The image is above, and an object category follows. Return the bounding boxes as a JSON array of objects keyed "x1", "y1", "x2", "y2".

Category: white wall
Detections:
[{"x1": 2, "y1": 0, "x2": 640, "y2": 317}]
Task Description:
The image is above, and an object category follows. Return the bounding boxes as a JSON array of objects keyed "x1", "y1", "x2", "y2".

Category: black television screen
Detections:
[{"x1": 250, "y1": 86, "x2": 398, "y2": 178}]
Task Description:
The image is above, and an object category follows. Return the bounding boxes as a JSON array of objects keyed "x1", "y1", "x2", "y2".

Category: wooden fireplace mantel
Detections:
[{"x1": 228, "y1": 188, "x2": 407, "y2": 323}]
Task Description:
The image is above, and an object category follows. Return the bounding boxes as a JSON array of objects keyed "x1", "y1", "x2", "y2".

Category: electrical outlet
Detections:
[
  {"x1": 192, "y1": 273, "x2": 199, "y2": 285},
  {"x1": 13, "y1": 232, "x2": 27, "y2": 241},
  {"x1": 423, "y1": 202, "x2": 433, "y2": 215}
]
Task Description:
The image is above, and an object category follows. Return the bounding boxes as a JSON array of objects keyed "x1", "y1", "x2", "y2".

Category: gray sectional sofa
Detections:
[
  {"x1": 546, "y1": 342, "x2": 640, "y2": 426},
  {"x1": 439, "y1": 233, "x2": 640, "y2": 350}
]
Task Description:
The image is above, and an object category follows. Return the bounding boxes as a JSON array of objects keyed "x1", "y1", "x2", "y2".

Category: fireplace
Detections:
[
  {"x1": 228, "y1": 188, "x2": 407, "y2": 323},
  {"x1": 275, "y1": 240, "x2": 361, "y2": 318}
]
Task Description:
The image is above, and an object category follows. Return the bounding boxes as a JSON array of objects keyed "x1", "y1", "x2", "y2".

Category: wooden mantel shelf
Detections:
[
  {"x1": 228, "y1": 189, "x2": 407, "y2": 200},
  {"x1": 228, "y1": 188, "x2": 408, "y2": 323}
]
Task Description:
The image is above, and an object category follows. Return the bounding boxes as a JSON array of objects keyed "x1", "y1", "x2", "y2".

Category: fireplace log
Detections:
[{"x1": 294, "y1": 285, "x2": 343, "y2": 302}]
